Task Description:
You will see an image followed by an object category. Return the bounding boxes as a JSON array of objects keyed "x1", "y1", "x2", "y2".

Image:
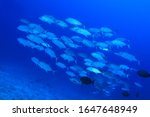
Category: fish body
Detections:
[
  {"x1": 86, "y1": 67, "x2": 102, "y2": 74},
  {"x1": 65, "y1": 18, "x2": 82, "y2": 26}
]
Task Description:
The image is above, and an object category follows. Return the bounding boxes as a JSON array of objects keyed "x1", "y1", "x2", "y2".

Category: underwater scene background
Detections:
[{"x1": 0, "y1": 0, "x2": 150, "y2": 99}]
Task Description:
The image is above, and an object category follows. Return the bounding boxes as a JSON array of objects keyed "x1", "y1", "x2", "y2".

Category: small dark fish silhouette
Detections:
[
  {"x1": 135, "y1": 91, "x2": 140, "y2": 97},
  {"x1": 80, "y1": 77, "x2": 94, "y2": 85},
  {"x1": 137, "y1": 69, "x2": 150, "y2": 78},
  {"x1": 121, "y1": 90, "x2": 130, "y2": 97}
]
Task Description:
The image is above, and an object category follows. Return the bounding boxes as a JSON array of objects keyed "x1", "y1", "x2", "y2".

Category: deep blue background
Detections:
[{"x1": 0, "y1": 0, "x2": 150, "y2": 99}]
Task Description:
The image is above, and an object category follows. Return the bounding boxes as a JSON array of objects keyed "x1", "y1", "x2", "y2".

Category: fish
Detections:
[
  {"x1": 92, "y1": 61, "x2": 106, "y2": 68},
  {"x1": 28, "y1": 23, "x2": 44, "y2": 34},
  {"x1": 60, "y1": 53, "x2": 75, "y2": 62},
  {"x1": 82, "y1": 39, "x2": 94, "y2": 47},
  {"x1": 80, "y1": 77, "x2": 94, "y2": 85},
  {"x1": 66, "y1": 70, "x2": 76, "y2": 77},
  {"x1": 86, "y1": 67, "x2": 102, "y2": 74},
  {"x1": 100, "y1": 27, "x2": 113, "y2": 33},
  {"x1": 121, "y1": 90, "x2": 130, "y2": 97},
  {"x1": 89, "y1": 27, "x2": 100, "y2": 34},
  {"x1": 115, "y1": 52, "x2": 139, "y2": 63},
  {"x1": 91, "y1": 52, "x2": 106, "y2": 62},
  {"x1": 52, "y1": 39, "x2": 66, "y2": 49},
  {"x1": 55, "y1": 20, "x2": 68, "y2": 28},
  {"x1": 103, "y1": 32, "x2": 114, "y2": 38},
  {"x1": 46, "y1": 32, "x2": 58, "y2": 40},
  {"x1": 71, "y1": 27, "x2": 92, "y2": 37},
  {"x1": 137, "y1": 69, "x2": 150, "y2": 78},
  {"x1": 79, "y1": 70, "x2": 88, "y2": 77},
  {"x1": 65, "y1": 42, "x2": 80, "y2": 48},
  {"x1": 17, "y1": 38, "x2": 35, "y2": 48},
  {"x1": 70, "y1": 65, "x2": 83, "y2": 73},
  {"x1": 84, "y1": 61, "x2": 93, "y2": 67},
  {"x1": 61, "y1": 36, "x2": 80, "y2": 48},
  {"x1": 31, "y1": 57, "x2": 53, "y2": 72},
  {"x1": 111, "y1": 39, "x2": 128, "y2": 48},
  {"x1": 17, "y1": 38, "x2": 45, "y2": 51},
  {"x1": 95, "y1": 42, "x2": 109, "y2": 51},
  {"x1": 111, "y1": 69, "x2": 128, "y2": 77},
  {"x1": 100, "y1": 27, "x2": 114, "y2": 38},
  {"x1": 56, "y1": 62, "x2": 66, "y2": 69},
  {"x1": 64, "y1": 49, "x2": 76, "y2": 57},
  {"x1": 69, "y1": 78, "x2": 81, "y2": 85},
  {"x1": 17, "y1": 25, "x2": 30, "y2": 33},
  {"x1": 71, "y1": 36, "x2": 83, "y2": 43},
  {"x1": 34, "y1": 44, "x2": 45, "y2": 51},
  {"x1": 31, "y1": 57, "x2": 39, "y2": 65},
  {"x1": 108, "y1": 64, "x2": 128, "y2": 77},
  {"x1": 41, "y1": 42, "x2": 51, "y2": 48},
  {"x1": 39, "y1": 15, "x2": 55, "y2": 24},
  {"x1": 20, "y1": 18, "x2": 30, "y2": 24},
  {"x1": 134, "y1": 82, "x2": 143, "y2": 88},
  {"x1": 84, "y1": 58, "x2": 93, "y2": 67},
  {"x1": 61, "y1": 36, "x2": 74, "y2": 44},
  {"x1": 26, "y1": 34, "x2": 45, "y2": 45},
  {"x1": 65, "y1": 17, "x2": 82, "y2": 26},
  {"x1": 119, "y1": 64, "x2": 131, "y2": 71},
  {"x1": 45, "y1": 48, "x2": 57, "y2": 59}
]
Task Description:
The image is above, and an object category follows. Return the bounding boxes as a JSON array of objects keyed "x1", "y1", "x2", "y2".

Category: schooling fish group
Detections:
[{"x1": 17, "y1": 15, "x2": 142, "y2": 97}]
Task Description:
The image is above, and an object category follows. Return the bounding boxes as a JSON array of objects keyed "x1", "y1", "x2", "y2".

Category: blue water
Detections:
[{"x1": 0, "y1": 0, "x2": 150, "y2": 100}]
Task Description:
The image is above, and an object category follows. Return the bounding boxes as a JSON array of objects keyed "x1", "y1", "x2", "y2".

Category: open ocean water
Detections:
[{"x1": 0, "y1": 0, "x2": 150, "y2": 100}]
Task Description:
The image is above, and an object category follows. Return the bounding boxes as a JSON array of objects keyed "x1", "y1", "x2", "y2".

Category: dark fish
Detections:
[
  {"x1": 121, "y1": 90, "x2": 130, "y2": 97},
  {"x1": 80, "y1": 77, "x2": 94, "y2": 85},
  {"x1": 137, "y1": 69, "x2": 150, "y2": 78},
  {"x1": 135, "y1": 91, "x2": 140, "y2": 97}
]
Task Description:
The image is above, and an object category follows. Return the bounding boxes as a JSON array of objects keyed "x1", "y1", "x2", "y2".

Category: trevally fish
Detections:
[
  {"x1": 66, "y1": 70, "x2": 76, "y2": 77},
  {"x1": 95, "y1": 41, "x2": 109, "y2": 51},
  {"x1": 61, "y1": 36, "x2": 74, "y2": 44},
  {"x1": 79, "y1": 70, "x2": 88, "y2": 77},
  {"x1": 17, "y1": 38, "x2": 36, "y2": 48},
  {"x1": 65, "y1": 17, "x2": 82, "y2": 26},
  {"x1": 100, "y1": 27, "x2": 114, "y2": 38},
  {"x1": 92, "y1": 61, "x2": 106, "y2": 68},
  {"x1": 91, "y1": 52, "x2": 106, "y2": 62},
  {"x1": 65, "y1": 42, "x2": 80, "y2": 48},
  {"x1": 46, "y1": 32, "x2": 58, "y2": 40},
  {"x1": 28, "y1": 23, "x2": 44, "y2": 34},
  {"x1": 52, "y1": 39, "x2": 66, "y2": 49},
  {"x1": 134, "y1": 82, "x2": 143, "y2": 88},
  {"x1": 69, "y1": 65, "x2": 83, "y2": 73},
  {"x1": 82, "y1": 39, "x2": 95, "y2": 48},
  {"x1": 60, "y1": 53, "x2": 75, "y2": 62},
  {"x1": 111, "y1": 39, "x2": 129, "y2": 48},
  {"x1": 86, "y1": 67, "x2": 102, "y2": 74},
  {"x1": 39, "y1": 15, "x2": 55, "y2": 24},
  {"x1": 108, "y1": 64, "x2": 128, "y2": 77},
  {"x1": 71, "y1": 36, "x2": 83, "y2": 43},
  {"x1": 17, "y1": 37, "x2": 44, "y2": 51},
  {"x1": 26, "y1": 34, "x2": 44, "y2": 45},
  {"x1": 115, "y1": 52, "x2": 139, "y2": 63},
  {"x1": 31, "y1": 57, "x2": 53, "y2": 72},
  {"x1": 69, "y1": 78, "x2": 81, "y2": 85},
  {"x1": 71, "y1": 27, "x2": 92, "y2": 37},
  {"x1": 55, "y1": 20, "x2": 68, "y2": 28},
  {"x1": 45, "y1": 48, "x2": 57, "y2": 59},
  {"x1": 56, "y1": 62, "x2": 67, "y2": 69},
  {"x1": 17, "y1": 25, "x2": 30, "y2": 33},
  {"x1": 100, "y1": 27, "x2": 113, "y2": 33}
]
